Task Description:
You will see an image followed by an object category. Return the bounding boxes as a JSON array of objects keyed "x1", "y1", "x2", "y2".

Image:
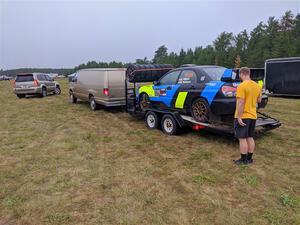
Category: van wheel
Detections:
[
  {"x1": 191, "y1": 98, "x2": 210, "y2": 122},
  {"x1": 139, "y1": 93, "x2": 151, "y2": 110},
  {"x1": 40, "y1": 87, "x2": 47, "y2": 97},
  {"x1": 54, "y1": 86, "x2": 61, "y2": 95},
  {"x1": 69, "y1": 91, "x2": 77, "y2": 103},
  {"x1": 17, "y1": 94, "x2": 25, "y2": 98},
  {"x1": 145, "y1": 111, "x2": 159, "y2": 129},
  {"x1": 89, "y1": 96, "x2": 98, "y2": 111},
  {"x1": 161, "y1": 114, "x2": 178, "y2": 135}
]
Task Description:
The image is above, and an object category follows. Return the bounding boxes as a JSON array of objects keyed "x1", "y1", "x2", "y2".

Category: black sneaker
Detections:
[
  {"x1": 247, "y1": 159, "x2": 253, "y2": 164},
  {"x1": 234, "y1": 158, "x2": 248, "y2": 165}
]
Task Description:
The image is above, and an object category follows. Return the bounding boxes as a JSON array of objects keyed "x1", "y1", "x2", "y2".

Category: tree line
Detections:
[{"x1": 1, "y1": 11, "x2": 299, "y2": 76}]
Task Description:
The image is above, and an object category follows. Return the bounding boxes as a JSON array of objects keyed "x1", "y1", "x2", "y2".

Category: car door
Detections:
[
  {"x1": 37, "y1": 74, "x2": 46, "y2": 87},
  {"x1": 152, "y1": 70, "x2": 181, "y2": 108},
  {"x1": 46, "y1": 75, "x2": 55, "y2": 91},
  {"x1": 175, "y1": 70, "x2": 199, "y2": 109}
]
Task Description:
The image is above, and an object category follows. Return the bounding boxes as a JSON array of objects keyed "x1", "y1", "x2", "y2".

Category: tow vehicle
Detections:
[{"x1": 125, "y1": 64, "x2": 281, "y2": 137}]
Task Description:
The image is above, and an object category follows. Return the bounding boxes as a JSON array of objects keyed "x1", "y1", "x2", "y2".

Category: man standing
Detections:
[{"x1": 234, "y1": 67, "x2": 262, "y2": 165}]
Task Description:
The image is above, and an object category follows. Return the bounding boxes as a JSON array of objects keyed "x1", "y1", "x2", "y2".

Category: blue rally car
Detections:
[{"x1": 137, "y1": 65, "x2": 268, "y2": 123}]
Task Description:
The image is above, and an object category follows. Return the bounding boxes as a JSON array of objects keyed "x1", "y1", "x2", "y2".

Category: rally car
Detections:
[{"x1": 137, "y1": 65, "x2": 268, "y2": 123}]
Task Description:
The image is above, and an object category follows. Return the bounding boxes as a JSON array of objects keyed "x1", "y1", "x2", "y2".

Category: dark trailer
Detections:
[{"x1": 265, "y1": 57, "x2": 300, "y2": 96}]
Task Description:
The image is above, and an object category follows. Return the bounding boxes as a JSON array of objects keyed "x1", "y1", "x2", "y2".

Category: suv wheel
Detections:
[
  {"x1": 41, "y1": 87, "x2": 47, "y2": 97},
  {"x1": 191, "y1": 98, "x2": 210, "y2": 122},
  {"x1": 145, "y1": 111, "x2": 159, "y2": 129},
  {"x1": 69, "y1": 91, "x2": 77, "y2": 103},
  {"x1": 161, "y1": 114, "x2": 178, "y2": 135},
  {"x1": 89, "y1": 96, "x2": 98, "y2": 111},
  {"x1": 54, "y1": 86, "x2": 61, "y2": 95}
]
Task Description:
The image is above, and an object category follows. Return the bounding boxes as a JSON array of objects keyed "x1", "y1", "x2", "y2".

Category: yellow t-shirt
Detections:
[{"x1": 234, "y1": 80, "x2": 262, "y2": 119}]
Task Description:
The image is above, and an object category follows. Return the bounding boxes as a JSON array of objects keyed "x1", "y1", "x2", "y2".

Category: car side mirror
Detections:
[{"x1": 153, "y1": 81, "x2": 159, "y2": 85}]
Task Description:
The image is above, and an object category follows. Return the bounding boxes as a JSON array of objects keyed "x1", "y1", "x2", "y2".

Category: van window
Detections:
[{"x1": 16, "y1": 74, "x2": 34, "y2": 82}]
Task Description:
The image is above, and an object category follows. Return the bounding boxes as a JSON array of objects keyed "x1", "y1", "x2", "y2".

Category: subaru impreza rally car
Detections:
[{"x1": 137, "y1": 65, "x2": 268, "y2": 123}]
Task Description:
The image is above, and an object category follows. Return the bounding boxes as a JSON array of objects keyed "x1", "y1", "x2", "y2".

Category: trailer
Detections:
[
  {"x1": 265, "y1": 57, "x2": 300, "y2": 96},
  {"x1": 125, "y1": 64, "x2": 281, "y2": 137}
]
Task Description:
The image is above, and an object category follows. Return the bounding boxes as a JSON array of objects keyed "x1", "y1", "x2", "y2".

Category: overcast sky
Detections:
[{"x1": 0, "y1": 0, "x2": 299, "y2": 69}]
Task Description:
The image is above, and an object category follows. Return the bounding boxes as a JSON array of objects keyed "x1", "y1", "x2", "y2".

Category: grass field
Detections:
[{"x1": 0, "y1": 78, "x2": 299, "y2": 225}]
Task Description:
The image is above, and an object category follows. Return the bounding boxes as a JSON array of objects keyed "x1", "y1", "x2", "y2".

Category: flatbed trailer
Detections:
[{"x1": 125, "y1": 65, "x2": 281, "y2": 137}]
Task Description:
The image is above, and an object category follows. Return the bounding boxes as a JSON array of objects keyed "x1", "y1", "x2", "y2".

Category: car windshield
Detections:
[
  {"x1": 202, "y1": 67, "x2": 227, "y2": 81},
  {"x1": 16, "y1": 74, "x2": 34, "y2": 82}
]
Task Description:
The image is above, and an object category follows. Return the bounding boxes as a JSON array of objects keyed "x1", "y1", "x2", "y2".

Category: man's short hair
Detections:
[{"x1": 240, "y1": 67, "x2": 250, "y2": 76}]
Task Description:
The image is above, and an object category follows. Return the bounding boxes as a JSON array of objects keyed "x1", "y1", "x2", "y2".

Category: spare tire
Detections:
[{"x1": 126, "y1": 64, "x2": 173, "y2": 83}]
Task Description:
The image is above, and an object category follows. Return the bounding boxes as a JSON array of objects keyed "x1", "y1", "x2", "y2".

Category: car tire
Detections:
[
  {"x1": 89, "y1": 96, "x2": 98, "y2": 111},
  {"x1": 54, "y1": 86, "x2": 61, "y2": 95},
  {"x1": 17, "y1": 94, "x2": 25, "y2": 98},
  {"x1": 40, "y1": 87, "x2": 47, "y2": 98},
  {"x1": 69, "y1": 91, "x2": 77, "y2": 103},
  {"x1": 145, "y1": 111, "x2": 159, "y2": 129},
  {"x1": 161, "y1": 114, "x2": 178, "y2": 135},
  {"x1": 191, "y1": 98, "x2": 210, "y2": 122},
  {"x1": 139, "y1": 93, "x2": 151, "y2": 110}
]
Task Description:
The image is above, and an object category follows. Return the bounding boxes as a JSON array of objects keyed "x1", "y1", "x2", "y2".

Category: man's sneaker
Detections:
[{"x1": 233, "y1": 158, "x2": 248, "y2": 165}]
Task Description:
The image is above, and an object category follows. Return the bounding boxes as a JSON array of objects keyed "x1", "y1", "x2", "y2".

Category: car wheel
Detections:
[
  {"x1": 17, "y1": 94, "x2": 25, "y2": 98},
  {"x1": 161, "y1": 114, "x2": 178, "y2": 135},
  {"x1": 191, "y1": 98, "x2": 210, "y2": 122},
  {"x1": 89, "y1": 96, "x2": 98, "y2": 111},
  {"x1": 41, "y1": 87, "x2": 47, "y2": 97},
  {"x1": 54, "y1": 86, "x2": 61, "y2": 95},
  {"x1": 145, "y1": 111, "x2": 159, "y2": 129},
  {"x1": 139, "y1": 93, "x2": 151, "y2": 110},
  {"x1": 69, "y1": 91, "x2": 77, "y2": 103}
]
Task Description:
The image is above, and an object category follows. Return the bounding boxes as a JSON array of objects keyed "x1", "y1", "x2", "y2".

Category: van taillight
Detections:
[
  {"x1": 34, "y1": 79, "x2": 39, "y2": 86},
  {"x1": 103, "y1": 88, "x2": 109, "y2": 96},
  {"x1": 221, "y1": 85, "x2": 237, "y2": 97}
]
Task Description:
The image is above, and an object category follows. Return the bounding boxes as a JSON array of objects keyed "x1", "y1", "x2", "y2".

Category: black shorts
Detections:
[{"x1": 234, "y1": 119, "x2": 256, "y2": 139}]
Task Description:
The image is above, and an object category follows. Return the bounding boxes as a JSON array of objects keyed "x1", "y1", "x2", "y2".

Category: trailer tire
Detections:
[
  {"x1": 191, "y1": 98, "x2": 210, "y2": 122},
  {"x1": 161, "y1": 114, "x2": 178, "y2": 135},
  {"x1": 145, "y1": 111, "x2": 159, "y2": 129}
]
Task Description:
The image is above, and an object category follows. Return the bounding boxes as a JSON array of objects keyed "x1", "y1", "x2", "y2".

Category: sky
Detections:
[{"x1": 0, "y1": 0, "x2": 299, "y2": 70}]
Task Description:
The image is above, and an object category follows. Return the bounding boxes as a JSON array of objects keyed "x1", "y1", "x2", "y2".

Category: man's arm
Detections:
[
  {"x1": 257, "y1": 89, "x2": 262, "y2": 103},
  {"x1": 236, "y1": 98, "x2": 246, "y2": 126}
]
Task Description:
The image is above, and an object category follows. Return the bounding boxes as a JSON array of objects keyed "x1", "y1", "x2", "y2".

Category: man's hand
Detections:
[{"x1": 238, "y1": 117, "x2": 246, "y2": 126}]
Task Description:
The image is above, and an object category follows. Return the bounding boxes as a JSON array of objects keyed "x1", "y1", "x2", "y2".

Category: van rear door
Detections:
[{"x1": 107, "y1": 70, "x2": 125, "y2": 100}]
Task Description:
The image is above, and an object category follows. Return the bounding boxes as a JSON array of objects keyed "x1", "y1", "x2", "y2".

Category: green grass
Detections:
[{"x1": 0, "y1": 79, "x2": 299, "y2": 225}]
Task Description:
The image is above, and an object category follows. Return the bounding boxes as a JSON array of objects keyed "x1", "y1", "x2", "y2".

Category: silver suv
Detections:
[{"x1": 13, "y1": 73, "x2": 61, "y2": 98}]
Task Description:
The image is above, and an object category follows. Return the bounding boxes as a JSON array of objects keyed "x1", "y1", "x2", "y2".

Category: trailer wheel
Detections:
[
  {"x1": 191, "y1": 98, "x2": 210, "y2": 122},
  {"x1": 145, "y1": 111, "x2": 159, "y2": 129},
  {"x1": 161, "y1": 114, "x2": 178, "y2": 135}
]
